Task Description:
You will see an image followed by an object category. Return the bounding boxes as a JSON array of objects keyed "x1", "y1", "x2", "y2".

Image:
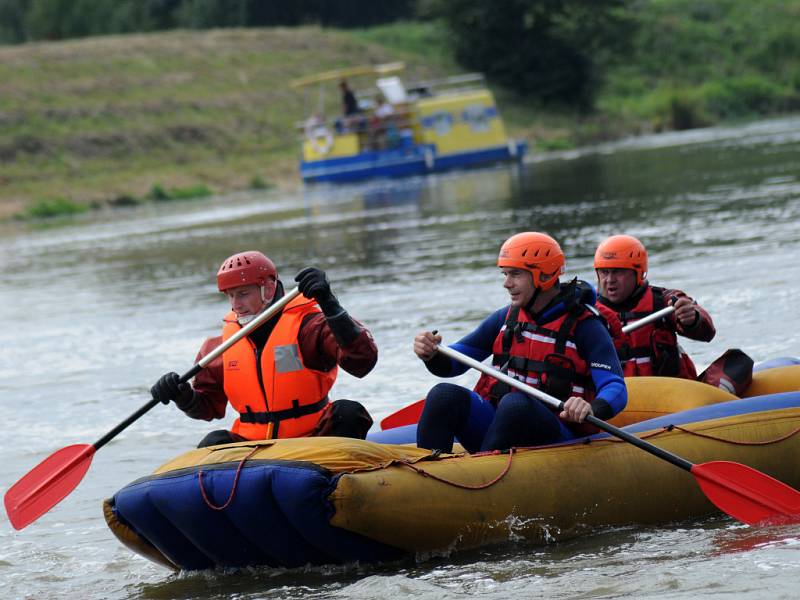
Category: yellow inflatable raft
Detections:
[{"x1": 105, "y1": 371, "x2": 800, "y2": 571}]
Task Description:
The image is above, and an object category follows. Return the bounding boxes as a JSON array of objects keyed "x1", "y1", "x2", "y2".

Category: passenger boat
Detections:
[
  {"x1": 103, "y1": 365, "x2": 800, "y2": 571},
  {"x1": 291, "y1": 62, "x2": 527, "y2": 183}
]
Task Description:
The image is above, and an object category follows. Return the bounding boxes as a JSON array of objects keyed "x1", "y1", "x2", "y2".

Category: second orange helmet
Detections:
[{"x1": 594, "y1": 235, "x2": 648, "y2": 285}]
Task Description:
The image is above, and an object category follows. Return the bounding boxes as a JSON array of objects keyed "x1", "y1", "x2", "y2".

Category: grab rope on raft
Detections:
[
  {"x1": 597, "y1": 423, "x2": 800, "y2": 446},
  {"x1": 397, "y1": 448, "x2": 516, "y2": 490},
  {"x1": 666, "y1": 423, "x2": 800, "y2": 445},
  {"x1": 394, "y1": 424, "x2": 800, "y2": 490},
  {"x1": 198, "y1": 446, "x2": 261, "y2": 511},
  {"x1": 195, "y1": 423, "x2": 800, "y2": 502}
]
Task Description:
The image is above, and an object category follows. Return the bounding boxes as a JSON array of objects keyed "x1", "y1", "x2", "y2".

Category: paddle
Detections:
[
  {"x1": 620, "y1": 305, "x2": 675, "y2": 334},
  {"x1": 380, "y1": 398, "x2": 425, "y2": 430},
  {"x1": 4, "y1": 287, "x2": 301, "y2": 531},
  {"x1": 435, "y1": 343, "x2": 800, "y2": 526},
  {"x1": 380, "y1": 307, "x2": 679, "y2": 431}
]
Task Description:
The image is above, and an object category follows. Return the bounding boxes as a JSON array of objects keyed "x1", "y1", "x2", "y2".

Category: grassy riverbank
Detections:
[{"x1": 2, "y1": 2, "x2": 798, "y2": 220}]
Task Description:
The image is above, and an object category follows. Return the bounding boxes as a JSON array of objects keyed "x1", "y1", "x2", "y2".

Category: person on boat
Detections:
[
  {"x1": 594, "y1": 234, "x2": 715, "y2": 380},
  {"x1": 413, "y1": 232, "x2": 627, "y2": 453},
  {"x1": 151, "y1": 251, "x2": 376, "y2": 447},
  {"x1": 340, "y1": 79, "x2": 360, "y2": 117}
]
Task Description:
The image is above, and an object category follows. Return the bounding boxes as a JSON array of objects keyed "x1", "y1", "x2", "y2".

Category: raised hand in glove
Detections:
[
  {"x1": 295, "y1": 266, "x2": 360, "y2": 345},
  {"x1": 151, "y1": 371, "x2": 193, "y2": 406},
  {"x1": 295, "y1": 267, "x2": 333, "y2": 303}
]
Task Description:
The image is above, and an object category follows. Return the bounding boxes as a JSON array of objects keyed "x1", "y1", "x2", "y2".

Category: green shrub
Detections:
[
  {"x1": 250, "y1": 175, "x2": 273, "y2": 190},
  {"x1": 148, "y1": 183, "x2": 170, "y2": 201},
  {"x1": 537, "y1": 137, "x2": 575, "y2": 152},
  {"x1": 148, "y1": 182, "x2": 211, "y2": 201},
  {"x1": 167, "y1": 183, "x2": 212, "y2": 200},
  {"x1": 22, "y1": 198, "x2": 89, "y2": 219},
  {"x1": 626, "y1": 87, "x2": 709, "y2": 131},
  {"x1": 108, "y1": 194, "x2": 141, "y2": 207},
  {"x1": 699, "y1": 76, "x2": 792, "y2": 119}
]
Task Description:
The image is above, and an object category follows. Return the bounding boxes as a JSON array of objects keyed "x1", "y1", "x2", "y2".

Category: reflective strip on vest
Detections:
[
  {"x1": 518, "y1": 329, "x2": 578, "y2": 350},
  {"x1": 506, "y1": 369, "x2": 585, "y2": 395},
  {"x1": 275, "y1": 344, "x2": 303, "y2": 374}
]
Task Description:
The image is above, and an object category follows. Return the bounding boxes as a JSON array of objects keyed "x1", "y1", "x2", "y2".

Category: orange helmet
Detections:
[
  {"x1": 217, "y1": 251, "x2": 277, "y2": 292},
  {"x1": 594, "y1": 235, "x2": 648, "y2": 285},
  {"x1": 497, "y1": 232, "x2": 565, "y2": 291}
]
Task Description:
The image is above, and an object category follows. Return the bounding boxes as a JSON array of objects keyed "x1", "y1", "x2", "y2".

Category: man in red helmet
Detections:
[
  {"x1": 594, "y1": 234, "x2": 716, "y2": 380},
  {"x1": 413, "y1": 232, "x2": 627, "y2": 453},
  {"x1": 151, "y1": 251, "x2": 376, "y2": 447}
]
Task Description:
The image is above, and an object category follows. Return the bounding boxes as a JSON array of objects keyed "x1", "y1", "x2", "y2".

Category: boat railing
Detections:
[
  {"x1": 406, "y1": 72, "x2": 486, "y2": 96},
  {"x1": 295, "y1": 110, "x2": 415, "y2": 135},
  {"x1": 296, "y1": 109, "x2": 418, "y2": 154}
]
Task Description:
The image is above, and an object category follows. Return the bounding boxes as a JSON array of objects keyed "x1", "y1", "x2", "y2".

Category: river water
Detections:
[{"x1": 1, "y1": 117, "x2": 799, "y2": 599}]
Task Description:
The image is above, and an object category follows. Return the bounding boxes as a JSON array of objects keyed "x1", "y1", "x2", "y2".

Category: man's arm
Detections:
[
  {"x1": 662, "y1": 288, "x2": 716, "y2": 342},
  {"x1": 298, "y1": 312, "x2": 377, "y2": 377},
  {"x1": 182, "y1": 336, "x2": 229, "y2": 420},
  {"x1": 294, "y1": 267, "x2": 378, "y2": 377},
  {"x1": 423, "y1": 307, "x2": 507, "y2": 377}
]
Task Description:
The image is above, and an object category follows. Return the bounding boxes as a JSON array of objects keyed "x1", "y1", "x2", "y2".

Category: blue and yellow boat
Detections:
[
  {"x1": 291, "y1": 63, "x2": 527, "y2": 183},
  {"x1": 104, "y1": 364, "x2": 800, "y2": 571}
]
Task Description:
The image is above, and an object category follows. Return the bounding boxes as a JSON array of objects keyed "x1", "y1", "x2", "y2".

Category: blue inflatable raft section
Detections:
[
  {"x1": 111, "y1": 459, "x2": 403, "y2": 570},
  {"x1": 754, "y1": 356, "x2": 800, "y2": 371}
]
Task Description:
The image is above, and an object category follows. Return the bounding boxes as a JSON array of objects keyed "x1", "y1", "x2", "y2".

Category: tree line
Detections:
[
  {"x1": 0, "y1": 0, "x2": 416, "y2": 43},
  {"x1": 2, "y1": 0, "x2": 797, "y2": 116}
]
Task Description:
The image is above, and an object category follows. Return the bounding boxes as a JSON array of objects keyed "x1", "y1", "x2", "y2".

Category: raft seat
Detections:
[{"x1": 743, "y1": 365, "x2": 800, "y2": 398}]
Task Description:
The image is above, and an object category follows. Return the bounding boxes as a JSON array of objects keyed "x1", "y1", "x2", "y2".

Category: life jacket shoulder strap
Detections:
[{"x1": 618, "y1": 286, "x2": 667, "y2": 321}]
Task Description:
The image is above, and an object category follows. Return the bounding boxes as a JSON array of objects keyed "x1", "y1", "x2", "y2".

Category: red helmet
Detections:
[
  {"x1": 216, "y1": 251, "x2": 277, "y2": 292},
  {"x1": 497, "y1": 232, "x2": 565, "y2": 291},
  {"x1": 594, "y1": 235, "x2": 648, "y2": 285}
]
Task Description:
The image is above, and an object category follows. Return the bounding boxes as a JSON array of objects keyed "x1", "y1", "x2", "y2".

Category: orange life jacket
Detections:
[
  {"x1": 602, "y1": 285, "x2": 697, "y2": 379},
  {"x1": 473, "y1": 302, "x2": 596, "y2": 407},
  {"x1": 221, "y1": 294, "x2": 337, "y2": 440}
]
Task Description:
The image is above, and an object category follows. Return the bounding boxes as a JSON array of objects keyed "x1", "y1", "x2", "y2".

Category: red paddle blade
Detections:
[
  {"x1": 380, "y1": 398, "x2": 425, "y2": 430},
  {"x1": 4, "y1": 444, "x2": 96, "y2": 530},
  {"x1": 692, "y1": 461, "x2": 800, "y2": 526}
]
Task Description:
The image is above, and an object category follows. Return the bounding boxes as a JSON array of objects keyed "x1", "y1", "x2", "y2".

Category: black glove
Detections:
[
  {"x1": 295, "y1": 266, "x2": 361, "y2": 345},
  {"x1": 295, "y1": 267, "x2": 333, "y2": 303},
  {"x1": 151, "y1": 372, "x2": 193, "y2": 406}
]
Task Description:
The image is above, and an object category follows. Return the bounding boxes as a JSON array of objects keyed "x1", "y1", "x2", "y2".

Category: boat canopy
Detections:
[{"x1": 290, "y1": 62, "x2": 405, "y2": 89}]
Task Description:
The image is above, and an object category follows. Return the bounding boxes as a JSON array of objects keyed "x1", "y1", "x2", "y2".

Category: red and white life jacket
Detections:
[
  {"x1": 601, "y1": 285, "x2": 697, "y2": 379},
  {"x1": 473, "y1": 303, "x2": 596, "y2": 406}
]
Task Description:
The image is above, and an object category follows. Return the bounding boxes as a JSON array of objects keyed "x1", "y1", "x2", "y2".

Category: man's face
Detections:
[
  {"x1": 501, "y1": 267, "x2": 536, "y2": 308},
  {"x1": 597, "y1": 268, "x2": 638, "y2": 303},
  {"x1": 225, "y1": 284, "x2": 267, "y2": 318}
]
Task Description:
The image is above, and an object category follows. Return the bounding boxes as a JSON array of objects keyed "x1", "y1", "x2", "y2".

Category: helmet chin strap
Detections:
[
  {"x1": 237, "y1": 286, "x2": 273, "y2": 325},
  {"x1": 525, "y1": 287, "x2": 542, "y2": 315}
]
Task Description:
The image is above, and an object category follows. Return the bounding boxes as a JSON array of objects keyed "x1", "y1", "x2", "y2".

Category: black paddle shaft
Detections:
[
  {"x1": 92, "y1": 365, "x2": 202, "y2": 451},
  {"x1": 582, "y1": 412, "x2": 693, "y2": 472}
]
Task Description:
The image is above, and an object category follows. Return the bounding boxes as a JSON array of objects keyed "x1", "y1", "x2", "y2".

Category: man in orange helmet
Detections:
[
  {"x1": 151, "y1": 251, "x2": 376, "y2": 447},
  {"x1": 413, "y1": 232, "x2": 627, "y2": 453},
  {"x1": 594, "y1": 234, "x2": 715, "y2": 380}
]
